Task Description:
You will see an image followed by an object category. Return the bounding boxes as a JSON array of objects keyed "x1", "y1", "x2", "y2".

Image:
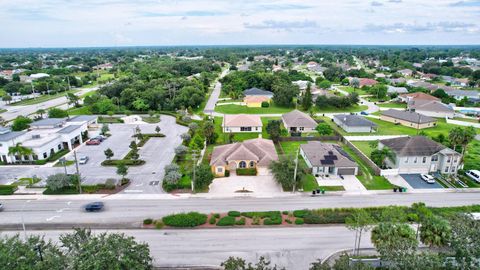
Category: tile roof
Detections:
[
  {"x1": 380, "y1": 136, "x2": 457, "y2": 156},
  {"x1": 407, "y1": 100, "x2": 453, "y2": 113},
  {"x1": 282, "y1": 110, "x2": 317, "y2": 128},
  {"x1": 223, "y1": 114, "x2": 262, "y2": 127},
  {"x1": 300, "y1": 142, "x2": 357, "y2": 168},
  {"x1": 334, "y1": 114, "x2": 377, "y2": 127},
  {"x1": 244, "y1": 96, "x2": 270, "y2": 103},
  {"x1": 400, "y1": 92, "x2": 439, "y2": 101},
  {"x1": 210, "y1": 138, "x2": 278, "y2": 167},
  {"x1": 381, "y1": 109, "x2": 436, "y2": 124},
  {"x1": 387, "y1": 86, "x2": 408, "y2": 94}
]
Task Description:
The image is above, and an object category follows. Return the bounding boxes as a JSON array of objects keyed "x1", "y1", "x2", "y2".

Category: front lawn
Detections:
[
  {"x1": 377, "y1": 102, "x2": 407, "y2": 109},
  {"x1": 312, "y1": 104, "x2": 368, "y2": 113},
  {"x1": 68, "y1": 106, "x2": 92, "y2": 115},
  {"x1": 215, "y1": 103, "x2": 293, "y2": 114},
  {"x1": 337, "y1": 86, "x2": 368, "y2": 95},
  {"x1": 11, "y1": 90, "x2": 79, "y2": 106},
  {"x1": 464, "y1": 140, "x2": 480, "y2": 171},
  {"x1": 279, "y1": 141, "x2": 307, "y2": 156},
  {"x1": 351, "y1": 141, "x2": 375, "y2": 157}
]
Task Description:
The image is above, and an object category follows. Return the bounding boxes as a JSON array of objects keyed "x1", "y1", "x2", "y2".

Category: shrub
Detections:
[
  {"x1": 282, "y1": 211, "x2": 289, "y2": 215},
  {"x1": 295, "y1": 218, "x2": 305, "y2": 225},
  {"x1": 143, "y1": 218, "x2": 153, "y2": 225},
  {"x1": 285, "y1": 219, "x2": 292, "y2": 224},
  {"x1": 121, "y1": 178, "x2": 130, "y2": 186},
  {"x1": 236, "y1": 168, "x2": 257, "y2": 176},
  {"x1": 216, "y1": 216, "x2": 236, "y2": 226},
  {"x1": 105, "y1": 178, "x2": 116, "y2": 189},
  {"x1": 154, "y1": 220, "x2": 164, "y2": 229},
  {"x1": 261, "y1": 101, "x2": 270, "y2": 108},
  {"x1": 213, "y1": 213, "x2": 220, "y2": 218},
  {"x1": 252, "y1": 216, "x2": 261, "y2": 225},
  {"x1": 209, "y1": 215, "x2": 217, "y2": 225},
  {"x1": 241, "y1": 211, "x2": 281, "y2": 219},
  {"x1": 0, "y1": 185, "x2": 17, "y2": 195},
  {"x1": 101, "y1": 159, "x2": 145, "y2": 166},
  {"x1": 293, "y1": 210, "x2": 309, "y2": 218},
  {"x1": 263, "y1": 215, "x2": 282, "y2": 225},
  {"x1": 228, "y1": 211, "x2": 241, "y2": 217},
  {"x1": 162, "y1": 212, "x2": 207, "y2": 227},
  {"x1": 225, "y1": 170, "x2": 230, "y2": 177},
  {"x1": 235, "y1": 217, "x2": 246, "y2": 226}
]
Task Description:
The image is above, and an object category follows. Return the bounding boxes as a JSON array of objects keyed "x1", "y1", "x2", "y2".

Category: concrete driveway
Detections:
[
  {"x1": 400, "y1": 174, "x2": 444, "y2": 189},
  {"x1": 209, "y1": 175, "x2": 283, "y2": 196},
  {"x1": 317, "y1": 175, "x2": 367, "y2": 193}
]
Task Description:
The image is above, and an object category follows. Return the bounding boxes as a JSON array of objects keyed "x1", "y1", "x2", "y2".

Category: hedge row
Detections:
[
  {"x1": 101, "y1": 159, "x2": 145, "y2": 166},
  {"x1": 236, "y1": 168, "x2": 257, "y2": 176},
  {"x1": 137, "y1": 133, "x2": 165, "y2": 147},
  {"x1": 0, "y1": 185, "x2": 17, "y2": 195},
  {"x1": 217, "y1": 216, "x2": 236, "y2": 226},
  {"x1": 162, "y1": 212, "x2": 208, "y2": 227}
]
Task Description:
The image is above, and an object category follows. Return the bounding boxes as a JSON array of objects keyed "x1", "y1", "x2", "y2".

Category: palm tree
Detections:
[
  {"x1": 371, "y1": 147, "x2": 396, "y2": 168},
  {"x1": 36, "y1": 109, "x2": 46, "y2": 119},
  {"x1": 8, "y1": 143, "x2": 33, "y2": 164},
  {"x1": 448, "y1": 127, "x2": 464, "y2": 152},
  {"x1": 460, "y1": 126, "x2": 476, "y2": 158}
]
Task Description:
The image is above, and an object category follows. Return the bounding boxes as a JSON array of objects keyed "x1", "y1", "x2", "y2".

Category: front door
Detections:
[{"x1": 429, "y1": 164, "x2": 437, "y2": 172}]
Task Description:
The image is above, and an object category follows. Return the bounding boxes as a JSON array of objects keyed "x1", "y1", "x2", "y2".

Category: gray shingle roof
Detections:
[
  {"x1": 300, "y1": 142, "x2": 357, "y2": 168},
  {"x1": 243, "y1": 88, "x2": 274, "y2": 96},
  {"x1": 446, "y1": 89, "x2": 479, "y2": 98},
  {"x1": 387, "y1": 86, "x2": 408, "y2": 94},
  {"x1": 379, "y1": 136, "x2": 455, "y2": 156},
  {"x1": 57, "y1": 125, "x2": 82, "y2": 134},
  {"x1": 381, "y1": 109, "x2": 435, "y2": 124},
  {"x1": 282, "y1": 110, "x2": 317, "y2": 128},
  {"x1": 0, "y1": 130, "x2": 27, "y2": 142},
  {"x1": 334, "y1": 114, "x2": 377, "y2": 127},
  {"x1": 407, "y1": 100, "x2": 453, "y2": 113},
  {"x1": 68, "y1": 115, "x2": 98, "y2": 122}
]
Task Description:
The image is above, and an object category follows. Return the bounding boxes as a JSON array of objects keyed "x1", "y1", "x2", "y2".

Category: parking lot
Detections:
[
  {"x1": 400, "y1": 174, "x2": 444, "y2": 189},
  {"x1": 0, "y1": 115, "x2": 188, "y2": 193}
]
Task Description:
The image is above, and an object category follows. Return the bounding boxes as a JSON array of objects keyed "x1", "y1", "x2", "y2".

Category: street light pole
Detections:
[
  {"x1": 292, "y1": 146, "x2": 300, "y2": 193},
  {"x1": 73, "y1": 150, "x2": 82, "y2": 194}
]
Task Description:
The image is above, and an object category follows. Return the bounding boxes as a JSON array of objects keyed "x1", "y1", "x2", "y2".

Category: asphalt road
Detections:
[
  {"x1": 204, "y1": 69, "x2": 229, "y2": 114},
  {"x1": 1, "y1": 192, "x2": 479, "y2": 227},
  {"x1": 0, "y1": 226, "x2": 371, "y2": 269},
  {"x1": 0, "y1": 86, "x2": 99, "y2": 121}
]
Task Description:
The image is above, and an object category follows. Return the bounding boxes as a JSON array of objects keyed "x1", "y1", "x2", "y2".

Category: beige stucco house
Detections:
[
  {"x1": 222, "y1": 114, "x2": 263, "y2": 133},
  {"x1": 380, "y1": 109, "x2": 437, "y2": 129}
]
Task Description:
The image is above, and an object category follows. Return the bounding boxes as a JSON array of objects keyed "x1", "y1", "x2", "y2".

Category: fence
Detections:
[{"x1": 343, "y1": 139, "x2": 382, "y2": 175}]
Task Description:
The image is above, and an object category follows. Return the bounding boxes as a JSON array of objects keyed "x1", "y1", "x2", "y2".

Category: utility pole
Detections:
[
  {"x1": 191, "y1": 150, "x2": 199, "y2": 193},
  {"x1": 73, "y1": 150, "x2": 82, "y2": 194},
  {"x1": 34, "y1": 244, "x2": 44, "y2": 262},
  {"x1": 292, "y1": 146, "x2": 300, "y2": 193}
]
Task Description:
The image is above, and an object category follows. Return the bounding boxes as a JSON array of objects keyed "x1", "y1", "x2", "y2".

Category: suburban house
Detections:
[
  {"x1": 387, "y1": 86, "x2": 408, "y2": 95},
  {"x1": 243, "y1": 88, "x2": 274, "y2": 100},
  {"x1": 222, "y1": 114, "x2": 262, "y2": 133},
  {"x1": 359, "y1": 78, "x2": 378, "y2": 88},
  {"x1": 445, "y1": 89, "x2": 480, "y2": 102},
  {"x1": 0, "y1": 115, "x2": 98, "y2": 164},
  {"x1": 407, "y1": 99, "x2": 455, "y2": 118},
  {"x1": 398, "y1": 92, "x2": 439, "y2": 103},
  {"x1": 380, "y1": 109, "x2": 437, "y2": 129},
  {"x1": 209, "y1": 138, "x2": 278, "y2": 176},
  {"x1": 387, "y1": 78, "x2": 406, "y2": 85},
  {"x1": 300, "y1": 141, "x2": 359, "y2": 176},
  {"x1": 333, "y1": 114, "x2": 377, "y2": 133},
  {"x1": 282, "y1": 110, "x2": 317, "y2": 133},
  {"x1": 379, "y1": 136, "x2": 461, "y2": 174},
  {"x1": 243, "y1": 96, "x2": 270, "y2": 107},
  {"x1": 398, "y1": 69, "x2": 413, "y2": 77}
]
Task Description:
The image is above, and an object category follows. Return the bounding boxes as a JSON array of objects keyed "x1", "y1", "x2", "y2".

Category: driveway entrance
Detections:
[{"x1": 209, "y1": 175, "x2": 283, "y2": 196}]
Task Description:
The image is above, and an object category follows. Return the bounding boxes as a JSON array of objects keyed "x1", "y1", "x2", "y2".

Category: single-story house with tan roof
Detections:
[
  {"x1": 222, "y1": 114, "x2": 262, "y2": 133},
  {"x1": 380, "y1": 109, "x2": 437, "y2": 129},
  {"x1": 209, "y1": 138, "x2": 278, "y2": 176},
  {"x1": 243, "y1": 95, "x2": 270, "y2": 108},
  {"x1": 282, "y1": 110, "x2": 317, "y2": 133},
  {"x1": 407, "y1": 99, "x2": 454, "y2": 118},
  {"x1": 398, "y1": 92, "x2": 439, "y2": 103}
]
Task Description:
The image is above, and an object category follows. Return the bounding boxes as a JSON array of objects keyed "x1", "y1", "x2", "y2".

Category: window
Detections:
[
  {"x1": 431, "y1": 155, "x2": 438, "y2": 161},
  {"x1": 422, "y1": 157, "x2": 426, "y2": 163},
  {"x1": 239, "y1": 161, "x2": 247, "y2": 168},
  {"x1": 43, "y1": 152, "x2": 47, "y2": 158},
  {"x1": 447, "y1": 157, "x2": 451, "y2": 163},
  {"x1": 299, "y1": 127, "x2": 304, "y2": 131},
  {"x1": 217, "y1": 167, "x2": 223, "y2": 173},
  {"x1": 453, "y1": 158, "x2": 458, "y2": 163},
  {"x1": 255, "y1": 127, "x2": 258, "y2": 131},
  {"x1": 58, "y1": 144, "x2": 62, "y2": 150},
  {"x1": 451, "y1": 166, "x2": 455, "y2": 172},
  {"x1": 240, "y1": 127, "x2": 252, "y2": 132},
  {"x1": 405, "y1": 158, "x2": 408, "y2": 163},
  {"x1": 32, "y1": 155, "x2": 38, "y2": 160},
  {"x1": 414, "y1": 157, "x2": 417, "y2": 163},
  {"x1": 445, "y1": 167, "x2": 449, "y2": 173},
  {"x1": 249, "y1": 161, "x2": 255, "y2": 168}
]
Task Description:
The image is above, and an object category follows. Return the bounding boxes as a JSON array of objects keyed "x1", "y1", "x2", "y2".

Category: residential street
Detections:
[
  {"x1": 204, "y1": 68, "x2": 229, "y2": 114},
  {"x1": 0, "y1": 86, "x2": 100, "y2": 121},
  {"x1": 1, "y1": 192, "x2": 479, "y2": 227},
  {"x1": 0, "y1": 226, "x2": 372, "y2": 269}
]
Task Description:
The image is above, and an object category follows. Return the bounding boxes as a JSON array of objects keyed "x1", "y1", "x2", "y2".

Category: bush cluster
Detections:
[
  {"x1": 209, "y1": 215, "x2": 217, "y2": 225},
  {"x1": 162, "y1": 212, "x2": 207, "y2": 227},
  {"x1": 0, "y1": 185, "x2": 17, "y2": 195},
  {"x1": 236, "y1": 168, "x2": 257, "y2": 176},
  {"x1": 235, "y1": 217, "x2": 246, "y2": 225},
  {"x1": 101, "y1": 159, "x2": 145, "y2": 166},
  {"x1": 216, "y1": 216, "x2": 236, "y2": 226},
  {"x1": 295, "y1": 218, "x2": 305, "y2": 225},
  {"x1": 143, "y1": 218, "x2": 153, "y2": 225},
  {"x1": 228, "y1": 211, "x2": 241, "y2": 217}
]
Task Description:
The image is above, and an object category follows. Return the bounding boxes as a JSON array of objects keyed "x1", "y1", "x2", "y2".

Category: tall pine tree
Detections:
[{"x1": 302, "y1": 82, "x2": 313, "y2": 111}]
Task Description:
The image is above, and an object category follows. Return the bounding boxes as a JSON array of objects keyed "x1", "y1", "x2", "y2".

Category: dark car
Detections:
[
  {"x1": 0, "y1": 203, "x2": 3, "y2": 211},
  {"x1": 84, "y1": 202, "x2": 104, "y2": 212},
  {"x1": 360, "y1": 111, "x2": 369, "y2": 115}
]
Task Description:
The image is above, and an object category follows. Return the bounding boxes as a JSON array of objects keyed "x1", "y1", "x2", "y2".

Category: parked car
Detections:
[
  {"x1": 93, "y1": 135, "x2": 106, "y2": 142},
  {"x1": 86, "y1": 139, "x2": 100, "y2": 145},
  {"x1": 0, "y1": 203, "x2": 3, "y2": 212},
  {"x1": 466, "y1": 170, "x2": 480, "y2": 183},
  {"x1": 360, "y1": 111, "x2": 369, "y2": 115},
  {"x1": 84, "y1": 202, "x2": 104, "y2": 212},
  {"x1": 78, "y1": 156, "x2": 89, "y2": 165},
  {"x1": 420, "y1": 174, "x2": 436, "y2": 184}
]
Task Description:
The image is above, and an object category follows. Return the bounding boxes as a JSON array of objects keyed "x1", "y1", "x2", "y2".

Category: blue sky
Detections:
[{"x1": 1, "y1": 0, "x2": 479, "y2": 47}]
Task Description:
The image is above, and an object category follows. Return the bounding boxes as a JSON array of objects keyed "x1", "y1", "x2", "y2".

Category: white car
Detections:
[
  {"x1": 78, "y1": 156, "x2": 89, "y2": 165},
  {"x1": 420, "y1": 174, "x2": 436, "y2": 184},
  {"x1": 465, "y1": 170, "x2": 480, "y2": 183}
]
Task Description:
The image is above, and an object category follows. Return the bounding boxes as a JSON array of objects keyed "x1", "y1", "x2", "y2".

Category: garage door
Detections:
[{"x1": 338, "y1": 168, "x2": 356, "y2": 175}]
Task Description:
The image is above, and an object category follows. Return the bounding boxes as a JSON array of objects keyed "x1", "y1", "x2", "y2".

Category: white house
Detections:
[{"x1": 333, "y1": 114, "x2": 377, "y2": 133}]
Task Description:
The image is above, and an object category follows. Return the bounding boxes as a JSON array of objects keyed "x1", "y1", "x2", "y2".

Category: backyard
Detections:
[{"x1": 214, "y1": 103, "x2": 294, "y2": 114}]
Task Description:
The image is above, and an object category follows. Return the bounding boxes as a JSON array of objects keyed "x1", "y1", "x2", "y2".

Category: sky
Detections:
[{"x1": 0, "y1": 0, "x2": 479, "y2": 47}]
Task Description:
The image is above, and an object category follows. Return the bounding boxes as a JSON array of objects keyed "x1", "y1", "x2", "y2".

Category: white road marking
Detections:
[
  {"x1": 46, "y1": 216, "x2": 60, "y2": 222},
  {"x1": 135, "y1": 183, "x2": 144, "y2": 187},
  {"x1": 123, "y1": 190, "x2": 144, "y2": 193},
  {"x1": 67, "y1": 201, "x2": 72, "y2": 205},
  {"x1": 56, "y1": 208, "x2": 69, "y2": 213}
]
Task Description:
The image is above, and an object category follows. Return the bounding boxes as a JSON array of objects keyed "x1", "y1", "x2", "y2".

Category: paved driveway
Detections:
[
  {"x1": 317, "y1": 175, "x2": 367, "y2": 193},
  {"x1": 400, "y1": 174, "x2": 443, "y2": 189},
  {"x1": 209, "y1": 175, "x2": 283, "y2": 196}
]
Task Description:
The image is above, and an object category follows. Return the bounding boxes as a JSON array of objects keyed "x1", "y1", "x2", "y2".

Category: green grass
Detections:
[
  {"x1": 53, "y1": 160, "x2": 75, "y2": 167},
  {"x1": 464, "y1": 140, "x2": 480, "y2": 171},
  {"x1": 79, "y1": 90, "x2": 98, "y2": 99},
  {"x1": 11, "y1": 177, "x2": 41, "y2": 186},
  {"x1": 351, "y1": 141, "x2": 375, "y2": 157},
  {"x1": 67, "y1": 106, "x2": 92, "y2": 115},
  {"x1": 453, "y1": 117, "x2": 479, "y2": 124},
  {"x1": 337, "y1": 86, "x2": 368, "y2": 95},
  {"x1": 279, "y1": 141, "x2": 308, "y2": 156},
  {"x1": 10, "y1": 90, "x2": 79, "y2": 106},
  {"x1": 319, "y1": 186, "x2": 346, "y2": 191},
  {"x1": 261, "y1": 117, "x2": 281, "y2": 139},
  {"x1": 0, "y1": 109, "x2": 6, "y2": 114},
  {"x1": 213, "y1": 116, "x2": 260, "y2": 144},
  {"x1": 341, "y1": 144, "x2": 394, "y2": 190},
  {"x1": 377, "y1": 102, "x2": 407, "y2": 109},
  {"x1": 215, "y1": 103, "x2": 294, "y2": 114},
  {"x1": 312, "y1": 104, "x2": 368, "y2": 113},
  {"x1": 141, "y1": 116, "x2": 161, "y2": 123}
]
